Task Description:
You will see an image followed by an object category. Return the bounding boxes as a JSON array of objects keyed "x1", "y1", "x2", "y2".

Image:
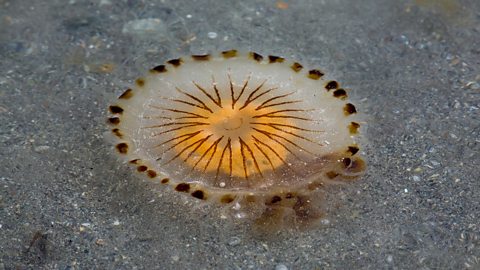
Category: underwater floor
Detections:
[{"x1": 1, "y1": 0, "x2": 479, "y2": 269}]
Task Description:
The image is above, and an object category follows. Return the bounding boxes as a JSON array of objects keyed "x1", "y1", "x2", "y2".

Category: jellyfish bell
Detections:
[{"x1": 107, "y1": 50, "x2": 366, "y2": 231}]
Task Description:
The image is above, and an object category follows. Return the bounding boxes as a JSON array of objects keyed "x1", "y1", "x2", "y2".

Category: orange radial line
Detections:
[
  {"x1": 253, "y1": 142, "x2": 276, "y2": 171},
  {"x1": 252, "y1": 114, "x2": 312, "y2": 121},
  {"x1": 256, "y1": 100, "x2": 302, "y2": 110},
  {"x1": 211, "y1": 75, "x2": 223, "y2": 108},
  {"x1": 252, "y1": 128, "x2": 299, "y2": 159},
  {"x1": 230, "y1": 74, "x2": 251, "y2": 109},
  {"x1": 250, "y1": 122, "x2": 323, "y2": 132},
  {"x1": 259, "y1": 124, "x2": 323, "y2": 146},
  {"x1": 239, "y1": 137, "x2": 263, "y2": 178},
  {"x1": 163, "y1": 135, "x2": 211, "y2": 164},
  {"x1": 216, "y1": 138, "x2": 232, "y2": 179},
  {"x1": 253, "y1": 127, "x2": 315, "y2": 155},
  {"x1": 201, "y1": 136, "x2": 223, "y2": 171},
  {"x1": 154, "y1": 130, "x2": 202, "y2": 149},
  {"x1": 252, "y1": 135, "x2": 289, "y2": 166},
  {"x1": 192, "y1": 136, "x2": 223, "y2": 171},
  {"x1": 149, "y1": 105, "x2": 209, "y2": 119},
  {"x1": 255, "y1": 91, "x2": 296, "y2": 110},
  {"x1": 143, "y1": 121, "x2": 209, "y2": 129},
  {"x1": 193, "y1": 81, "x2": 222, "y2": 108},
  {"x1": 152, "y1": 124, "x2": 205, "y2": 136},
  {"x1": 239, "y1": 137, "x2": 249, "y2": 179},
  {"x1": 183, "y1": 134, "x2": 213, "y2": 162},
  {"x1": 175, "y1": 87, "x2": 214, "y2": 113},
  {"x1": 238, "y1": 80, "x2": 269, "y2": 110},
  {"x1": 254, "y1": 108, "x2": 306, "y2": 117}
]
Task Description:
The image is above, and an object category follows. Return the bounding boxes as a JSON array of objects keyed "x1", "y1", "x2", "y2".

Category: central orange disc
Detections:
[{"x1": 173, "y1": 100, "x2": 292, "y2": 179}]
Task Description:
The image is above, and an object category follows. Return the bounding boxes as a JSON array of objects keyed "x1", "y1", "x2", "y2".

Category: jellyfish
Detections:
[{"x1": 107, "y1": 50, "x2": 365, "y2": 230}]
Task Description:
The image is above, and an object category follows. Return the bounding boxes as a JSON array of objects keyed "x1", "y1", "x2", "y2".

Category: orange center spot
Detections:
[{"x1": 173, "y1": 101, "x2": 295, "y2": 179}]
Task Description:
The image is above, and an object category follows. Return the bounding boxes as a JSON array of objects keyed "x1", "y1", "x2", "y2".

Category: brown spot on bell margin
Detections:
[
  {"x1": 150, "y1": 65, "x2": 167, "y2": 73},
  {"x1": 136, "y1": 78, "x2": 145, "y2": 87},
  {"x1": 308, "y1": 69, "x2": 324, "y2": 80},
  {"x1": 137, "y1": 165, "x2": 147, "y2": 172},
  {"x1": 348, "y1": 122, "x2": 360, "y2": 134},
  {"x1": 342, "y1": 157, "x2": 352, "y2": 168},
  {"x1": 192, "y1": 54, "x2": 210, "y2": 61},
  {"x1": 108, "y1": 117, "x2": 120, "y2": 125},
  {"x1": 161, "y1": 178, "x2": 169, "y2": 184},
  {"x1": 109, "y1": 105, "x2": 123, "y2": 114},
  {"x1": 129, "y1": 159, "x2": 140, "y2": 164},
  {"x1": 347, "y1": 146, "x2": 359, "y2": 156},
  {"x1": 347, "y1": 158, "x2": 366, "y2": 173},
  {"x1": 344, "y1": 103, "x2": 357, "y2": 115},
  {"x1": 116, "y1": 143, "x2": 128, "y2": 154},
  {"x1": 167, "y1": 58, "x2": 182, "y2": 67},
  {"x1": 119, "y1": 89, "x2": 133, "y2": 99},
  {"x1": 112, "y1": 128, "x2": 123, "y2": 138},
  {"x1": 270, "y1": 196, "x2": 282, "y2": 204},
  {"x1": 333, "y1": 89, "x2": 347, "y2": 99},
  {"x1": 220, "y1": 195, "x2": 235, "y2": 204},
  {"x1": 268, "y1": 55, "x2": 285, "y2": 63},
  {"x1": 175, "y1": 183, "x2": 190, "y2": 192},
  {"x1": 325, "y1": 81, "x2": 339, "y2": 90},
  {"x1": 146, "y1": 170, "x2": 157, "y2": 178},
  {"x1": 291, "y1": 62, "x2": 303, "y2": 72},
  {"x1": 326, "y1": 171, "x2": 339, "y2": 179},
  {"x1": 222, "y1": 50, "x2": 237, "y2": 58},
  {"x1": 191, "y1": 190, "x2": 206, "y2": 200},
  {"x1": 249, "y1": 52, "x2": 263, "y2": 62}
]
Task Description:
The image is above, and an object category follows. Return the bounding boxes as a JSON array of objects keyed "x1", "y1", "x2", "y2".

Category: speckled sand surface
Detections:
[{"x1": 1, "y1": 0, "x2": 479, "y2": 269}]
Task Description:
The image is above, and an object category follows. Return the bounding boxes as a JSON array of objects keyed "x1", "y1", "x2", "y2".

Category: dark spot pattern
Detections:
[
  {"x1": 192, "y1": 54, "x2": 210, "y2": 61},
  {"x1": 175, "y1": 183, "x2": 191, "y2": 192},
  {"x1": 291, "y1": 62, "x2": 303, "y2": 72},
  {"x1": 250, "y1": 52, "x2": 263, "y2": 62},
  {"x1": 167, "y1": 58, "x2": 182, "y2": 67},
  {"x1": 129, "y1": 159, "x2": 140, "y2": 164},
  {"x1": 136, "y1": 78, "x2": 145, "y2": 87},
  {"x1": 270, "y1": 196, "x2": 282, "y2": 204},
  {"x1": 268, "y1": 55, "x2": 284, "y2": 63},
  {"x1": 342, "y1": 157, "x2": 352, "y2": 168},
  {"x1": 112, "y1": 128, "x2": 122, "y2": 138},
  {"x1": 222, "y1": 50, "x2": 237, "y2": 58},
  {"x1": 191, "y1": 190, "x2": 205, "y2": 200},
  {"x1": 116, "y1": 143, "x2": 128, "y2": 154},
  {"x1": 119, "y1": 89, "x2": 133, "y2": 99},
  {"x1": 326, "y1": 171, "x2": 339, "y2": 179},
  {"x1": 147, "y1": 170, "x2": 157, "y2": 178},
  {"x1": 220, "y1": 195, "x2": 235, "y2": 204},
  {"x1": 161, "y1": 178, "x2": 169, "y2": 184},
  {"x1": 348, "y1": 122, "x2": 360, "y2": 134},
  {"x1": 108, "y1": 117, "x2": 120, "y2": 125},
  {"x1": 344, "y1": 103, "x2": 357, "y2": 115},
  {"x1": 109, "y1": 106, "x2": 123, "y2": 114},
  {"x1": 348, "y1": 146, "x2": 359, "y2": 155},
  {"x1": 137, "y1": 165, "x2": 147, "y2": 172},
  {"x1": 333, "y1": 89, "x2": 347, "y2": 99},
  {"x1": 325, "y1": 81, "x2": 338, "y2": 90},
  {"x1": 308, "y1": 69, "x2": 324, "y2": 80},
  {"x1": 348, "y1": 158, "x2": 365, "y2": 172},
  {"x1": 151, "y1": 65, "x2": 167, "y2": 73}
]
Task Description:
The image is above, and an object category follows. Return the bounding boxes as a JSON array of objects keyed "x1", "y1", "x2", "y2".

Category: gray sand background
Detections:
[{"x1": 1, "y1": 0, "x2": 479, "y2": 269}]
